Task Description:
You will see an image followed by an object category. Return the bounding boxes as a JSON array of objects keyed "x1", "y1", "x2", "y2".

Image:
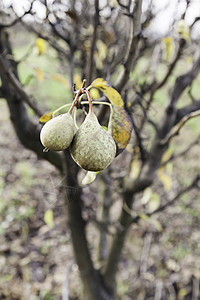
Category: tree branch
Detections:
[
  {"x1": 86, "y1": 0, "x2": 99, "y2": 83},
  {"x1": 115, "y1": 0, "x2": 143, "y2": 92},
  {"x1": 63, "y1": 150, "x2": 113, "y2": 300},
  {"x1": 0, "y1": 55, "x2": 42, "y2": 116},
  {"x1": 160, "y1": 109, "x2": 200, "y2": 146}
]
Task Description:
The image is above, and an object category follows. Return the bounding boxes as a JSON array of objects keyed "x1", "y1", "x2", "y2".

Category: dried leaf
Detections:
[
  {"x1": 36, "y1": 38, "x2": 46, "y2": 55},
  {"x1": 39, "y1": 112, "x2": 53, "y2": 124},
  {"x1": 110, "y1": 105, "x2": 133, "y2": 155},
  {"x1": 90, "y1": 78, "x2": 124, "y2": 107},
  {"x1": 81, "y1": 171, "x2": 97, "y2": 185},
  {"x1": 44, "y1": 209, "x2": 54, "y2": 228}
]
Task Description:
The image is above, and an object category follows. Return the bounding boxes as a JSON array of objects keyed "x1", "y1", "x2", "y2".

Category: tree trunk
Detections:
[{"x1": 62, "y1": 150, "x2": 115, "y2": 300}]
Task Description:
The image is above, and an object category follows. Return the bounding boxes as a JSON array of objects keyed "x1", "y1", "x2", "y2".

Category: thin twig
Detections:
[
  {"x1": 160, "y1": 110, "x2": 200, "y2": 146},
  {"x1": 161, "y1": 136, "x2": 200, "y2": 166},
  {"x1": 131, "y1": 174, "x2": 200, "y2": 223}
]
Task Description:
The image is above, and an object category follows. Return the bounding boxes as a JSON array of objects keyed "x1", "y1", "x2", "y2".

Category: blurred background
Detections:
[{"x1": 0, "y1": 0, "x2": 200, "y2": 299}]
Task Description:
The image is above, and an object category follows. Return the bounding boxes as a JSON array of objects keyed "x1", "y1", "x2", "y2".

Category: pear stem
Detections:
[
  {"x1": 68, "y1": 88, "x2": 83, "y2": 114},
  {"x1": 52, "y1": 103, "x2": 72, "y2": 117},
  {"x1": 84, "y1": 89, "x2": 93, "y2": 113}
]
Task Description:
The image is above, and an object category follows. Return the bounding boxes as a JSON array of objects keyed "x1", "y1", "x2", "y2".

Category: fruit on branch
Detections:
[
  {"x1": 40, "y1": 113, "x2": 75, "y2": 151},
  {"x1": 70, "y1": 110, "x2": 116, "y2": 171}
]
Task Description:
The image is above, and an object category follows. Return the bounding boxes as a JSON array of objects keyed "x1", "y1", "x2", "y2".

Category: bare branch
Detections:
[
  {"x1": 86, "y1": 0, "x2": 99, "y2": 83},
  {"x1": 161, "y1": 135, "x2": 200, "y2": 166},
  {"x1": 155, "y1": 39, "x2": 185, "y2": 91},
  {"x1": 115, "y1": 0, "x2": 143, "y2": 92},
  {"x1": 131, "y1": 174, "x2": 200, "y2": 224},
  {"x1": 0, "y1": 55, "x2": 43, "y2": 117},
  {"x1": 174, "y1": 100, "x2": 200, "y2": 125},
  {"x1": 160, "y1": 109, "x2": 200, "y2": 146}
]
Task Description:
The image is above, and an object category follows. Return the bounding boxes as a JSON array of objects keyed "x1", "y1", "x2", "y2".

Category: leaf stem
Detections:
[{"x1": 52, "y1": 103, "x2": 72, "y2": 117}]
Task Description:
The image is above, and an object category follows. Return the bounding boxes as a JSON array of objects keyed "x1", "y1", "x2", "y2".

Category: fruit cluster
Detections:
[{"x1": 40, "y1": 84, "x2": 116, "y2": 172}]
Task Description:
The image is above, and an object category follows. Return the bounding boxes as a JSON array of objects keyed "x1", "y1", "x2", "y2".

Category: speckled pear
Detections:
[
  {"x1": 40, "y1": 113, "x2": 75, "y2": 151},
  {"x1": 70, "y1": 111, "x2": 116, "y2": 171}
]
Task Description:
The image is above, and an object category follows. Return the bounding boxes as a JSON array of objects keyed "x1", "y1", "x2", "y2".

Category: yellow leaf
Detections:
[
  {"x1": 94, "y1": 40, "x2": 107, "y2": 69},
  {"x1": 161, "y1": 147, "x2": 173, "y2": 164},
  {"x1": 148, "y1": 192, "x2": 160, "y2": 212},
  {"x1": 34, "y1": 68, "x2": 44, "y2": 82},
  {"x1": 157, "y1": 167, "x2": 172, "y2": 191},
  {"x1": 111, "y1": 105, "x2": 133, "y2": 155},
  {"x1": 177, "y1": 19, "x2": 190, "y2": 42},
  {"x1": 141, "y1": 187, "x2": 152, "y2": 205},
  {"x1": 96, "y1": 40, "x2": 107, "y2": 61},
  {"x1": 163, "y1": 37, "x2": 175, "y2": 61},
  {"x1": 39, "y1": 112, "x2": 53, "y2": 124},
  {"x1": 90, "y1": 88, "x2": 100, "y2": 100},
  {"x1": 44, "y1": 209, "x2": 54, "y2": 228},
  {"x1": 51, "y1": 74, "x2": 69, "y2": 89},
  {"x1": 129, "y1": 159, "x2": 141, "y2": 180},
  {"x1": 130, "y1": 159, "x2": 140, "y2": 179},
  {"x1": 149, "y1": 216, "x2": 163, "y2": 232},
  {"x1": 74, "y1": 74, "x2": 82, "y2": 89},
  {"x1": 178, "y1": 288, "x2": 188, "y2": 299},
  {"x1": 81, "y1": 171, "x2": 97, "y2": 185},
  {"x1": 36, "y1": 38, "x2": 46, "y2": 55},
  {"x1": 90, "y1": 78, "x2": 124, "y2": 107}
]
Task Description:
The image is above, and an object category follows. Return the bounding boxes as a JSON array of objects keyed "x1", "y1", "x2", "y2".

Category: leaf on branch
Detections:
[
  {"x1": 110, "y1": 105, "x2": 133, "y2": 155},
  {"x1": 94, "y1": 40, "x2": 108, "y2": 69},
  {"x1": 39, "y1": 112, "x2": 53, "y2": 124},
  {"x1": 44, "y1": 209, "x2": 54, "y2": 228},
  {"x1": 90, "y1": 78, "x2": 124, "y2": 107},
  {"x1": 148, "y1": 192, "x2": 160, "y2": 213},
  {"x1": 176, "y1": 19, "x2": 190, "y2": 42},
  {"x1": 34, "y1": 68, "x2": 44, "y2": 82},
  {"x1": 129, "y1": 159, "x2": 141, "y2": 180},
  {"x1": 141, "y1": 187, "x2": 152, "y2": 205},
  {"x1": 74, "y1": 74, "x2": 83, "y2": 89},
  {"x1": 157, "y1": 166, "x2": 172, "y2": 191},
  {"x1": 36, "y1": 38, "x2": 46, "y2": 55},
  {"x1": 163, "y1": 37, "x2": 175, "y2": 62},
  {"x1": 90, "y1": 88, "x2": 100, "y2": 100},
  {"x1": 161, "y1": 147, "x2": 173, "y2": 164},
  {"x1": 81, "y1": 171, "x2": 97, "y2": 185}
]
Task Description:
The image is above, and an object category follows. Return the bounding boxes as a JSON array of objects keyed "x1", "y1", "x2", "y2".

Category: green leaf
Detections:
[
  {"x1": 39, "y1": 112, "x2": 53, "y2": 124},
  {"x1": 44, "y1": 209, "x2": 54, "y2": 228},
  {"x1": 110, "y1": 105, "x2": 133, "y2": 155},
  {"x1": 90, "y1": 78, "x2": 124, "y2": 107}
]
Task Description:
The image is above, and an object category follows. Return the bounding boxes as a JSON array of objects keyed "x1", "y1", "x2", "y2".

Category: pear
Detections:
[
  {"x1": 70, "y1": 111, "x2": 116, "y2": 171},
  {"x1": 40, "y1": 113, "x2": 75, "y2": 151}
]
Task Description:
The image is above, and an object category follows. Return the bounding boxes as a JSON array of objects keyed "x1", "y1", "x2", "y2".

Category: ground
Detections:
[{"x1": 1, "y1": 98, "x2": 200, "y2": 300}]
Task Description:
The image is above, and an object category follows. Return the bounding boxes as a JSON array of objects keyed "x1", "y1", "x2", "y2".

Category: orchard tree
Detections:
[{"x1": 0, "y1": 0, "x2": 200, "y2": 299}]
